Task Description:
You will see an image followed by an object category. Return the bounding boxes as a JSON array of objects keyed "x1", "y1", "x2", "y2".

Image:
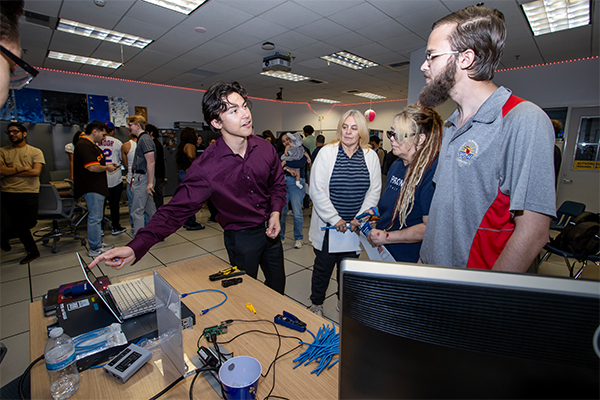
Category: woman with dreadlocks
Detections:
[{"x1": 366, "y1": 105, "x2": 443, "y2": 262}]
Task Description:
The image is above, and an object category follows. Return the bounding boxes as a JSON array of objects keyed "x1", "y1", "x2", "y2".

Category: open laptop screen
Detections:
[{"x1": 76, "y1": 253, "x2": 123, "y2": 323}]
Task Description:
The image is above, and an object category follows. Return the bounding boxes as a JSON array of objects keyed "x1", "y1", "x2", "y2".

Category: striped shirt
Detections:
[{"x1": 329, "y1": 146, "x2": 370, "y2": 221}]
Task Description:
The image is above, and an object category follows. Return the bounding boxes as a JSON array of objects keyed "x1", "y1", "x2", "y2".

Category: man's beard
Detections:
[
  {"x1": 418, "y1": 59, "x2": 457, "y2": 108},
  {"x1": 10, "y1": 137, "x2": 24, "y2": 144}
]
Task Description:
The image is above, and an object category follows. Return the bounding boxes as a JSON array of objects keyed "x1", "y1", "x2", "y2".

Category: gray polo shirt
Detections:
[
  {"x1": 420, "y1": 87, "x2": 556, "y2": 269},
  {"x1": 132, "y1": 132, "x2": 155, "y2": 172}
]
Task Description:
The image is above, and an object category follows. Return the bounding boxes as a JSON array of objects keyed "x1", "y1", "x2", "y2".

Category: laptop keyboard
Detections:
[{"x1": 110, "y1": 280, "x2": 156, "y2": 318}]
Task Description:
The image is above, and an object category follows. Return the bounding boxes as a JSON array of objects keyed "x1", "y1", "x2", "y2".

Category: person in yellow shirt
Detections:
[{"x1": 1, "y1": 123, "x2": 45, "y2": 263}]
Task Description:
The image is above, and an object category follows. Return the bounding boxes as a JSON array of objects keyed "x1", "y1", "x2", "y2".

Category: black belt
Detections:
[{"x1": 133, "y1": 170, "x2": 146, "y2": 174}]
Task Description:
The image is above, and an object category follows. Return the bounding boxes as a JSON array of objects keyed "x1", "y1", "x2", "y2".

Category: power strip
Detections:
[{"x1": 103, "y1": 343, "x2": 152, "y2": 383}]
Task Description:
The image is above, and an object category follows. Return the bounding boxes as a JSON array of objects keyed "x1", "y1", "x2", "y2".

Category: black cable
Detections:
[
  {"x1": 19, "y1": 354, "x2": 44, "y2": 400},
  {"x1": 148, "y1": 375, "x2": 185, "y2": 400},
  {"x1": 188, "y1": 369, "x2": 201, "y2": 400}
]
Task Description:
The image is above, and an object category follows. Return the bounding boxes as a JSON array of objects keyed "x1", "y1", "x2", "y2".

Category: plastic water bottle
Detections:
[{"x1": 44, "y1": 327, "x2": 80, "y2": 400}]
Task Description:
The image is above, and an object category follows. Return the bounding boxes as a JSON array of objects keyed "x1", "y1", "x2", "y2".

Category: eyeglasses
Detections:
[
  {"x1": 387, "y1": 130, "x2": 416, "y2": 142},
  {"x1": 425, "y1": 51, "x2": 461, "y2": 64},
  {"x1": 0, "y1": 45, "x2": 39, "y2": 90},
  {"x1": 5, "y1": 129, "x2": 21, "y2": 134}
]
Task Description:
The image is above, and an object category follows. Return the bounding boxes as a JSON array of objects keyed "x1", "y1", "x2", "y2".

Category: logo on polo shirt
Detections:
[{"x1": 457, "y1": 140, "x2": 479, "y2": 166}]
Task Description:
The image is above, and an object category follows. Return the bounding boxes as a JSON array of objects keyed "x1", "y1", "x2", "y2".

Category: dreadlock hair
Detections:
[{"x1": 386, "y1": 105, "x2": 443, "y2": 231}]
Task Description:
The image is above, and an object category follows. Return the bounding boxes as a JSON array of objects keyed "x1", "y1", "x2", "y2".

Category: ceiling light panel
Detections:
[
  {"x1": 260, "y1": 71, "x2": 310, "y2": 82},
  {"x1": 57, "y1": 19, "x2": 153, "y2": 48},
  {"x1": 320, "y1": 51, "x2": 378, "y2": 70},
  {"x1": 522, "y1": 0, "x2": 590, "y2": 36},
  {"x1": 312, "y1": 98, "x2": 340, "y2": 104},
  {"x1": 48, "y1": 51, "x2": 122, "y2": 69},
  {"x1": 142, "y1": 0, "x2": 208, "y2": 15},
  {"x1": 353, "y1": 92, "x2": 386, "y2": 100}
]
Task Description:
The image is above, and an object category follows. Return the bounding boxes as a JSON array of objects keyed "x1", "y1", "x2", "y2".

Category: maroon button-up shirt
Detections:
[{"x1": 128, "y1": 135, "x2": 286, "y2": 260}]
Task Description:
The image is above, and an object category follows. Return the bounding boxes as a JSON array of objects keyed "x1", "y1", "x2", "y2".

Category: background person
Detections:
[
  {"x1": 175, "y1": 127, "x2": 204, "y2": 230},
  {"x1": 302, "y1": 124, "x2": 316, "y2": 155},
  {"x1": 261, "y1": 129, "x2": 277, "y2": 146},
  {"x1": 307, "y1": 110, "x2": 381, "y2": 316},
  {"x1": 65, "y1": 130, "x2": 83, "y2": 181},
  {"x1": 127, "y1": 115, "x2": 156, "y2": 237},
  {"x1": 99, "y1": 122, "x2": 126, "y2": 235},
  {"x1": 0, "y1": 122, "x2": 44, "y2": 263},
  {"x1": 279, "y1": 133, "x2": 308, "y2": 249},
  {"x1": 147, "y1": 124, "x2": 166, "y2": 210},
  {"x1": 74, "y1": 121, "x2": 119, "y2": 257},
  {"x1": 311, "y1": 134, "x2": 325, "y2": 162},
  {"x1": 365, "y1": 106, "x2": 442, "y2": 262}
]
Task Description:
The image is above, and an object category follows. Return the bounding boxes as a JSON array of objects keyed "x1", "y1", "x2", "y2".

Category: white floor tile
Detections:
[
  {"x1": 149, "y1": 242, "x2": 208, "y2": 265},
  {"x1": 177, "y1": 226, "x2": 222, "y2": 241},
  {"x1": 149, "y1": 233, "x2": 188, "y2": 250},
  {"x1": 283, "y1": 245, "x2": 315, "y2": 268},
  {"x1": 0, "y1": 300, "x2": 29, "y2": 339},
  {"x1": 284, "y1": 269, "x2": 336, "y2": 308},
  {"x1": 0, "y1": 278, "x2": 31, "y2": 306},
  {"x1": 0, "y1": 332, "x2": 30, "y2": 388},
  {"x1": 193, "y1": 235, "x2": 225, "y2": 253}
]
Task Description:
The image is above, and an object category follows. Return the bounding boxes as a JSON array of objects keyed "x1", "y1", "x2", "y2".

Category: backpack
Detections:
[{"x1": 550, "y1": 212, "x2": 600, "y2": 262}]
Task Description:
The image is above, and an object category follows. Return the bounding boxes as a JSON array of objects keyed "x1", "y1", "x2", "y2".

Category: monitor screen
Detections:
[{"x1": 339, "y1": 260, "x2": 599, "y2": 399}]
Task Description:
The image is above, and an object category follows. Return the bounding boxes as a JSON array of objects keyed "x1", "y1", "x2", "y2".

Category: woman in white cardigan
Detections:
[{"x1": 307, "y1": 110, "x2": 381, "y2": 316}]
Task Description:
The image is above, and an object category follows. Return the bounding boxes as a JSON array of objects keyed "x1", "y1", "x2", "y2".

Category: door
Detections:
[{"x1": 556, "y1": 106, "x2": 600, "y2": 213}]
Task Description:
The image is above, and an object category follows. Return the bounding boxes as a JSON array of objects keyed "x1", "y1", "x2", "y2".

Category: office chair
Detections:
[
  {"x1": 550, "y1": 201, "x2": 586, "y2": 231},
  {"x1": 33, "y1": 184, "x2": 86, "y2": 253},
  {"x1": 537, "y1": 243, "x2": 599, "y2": 279}
]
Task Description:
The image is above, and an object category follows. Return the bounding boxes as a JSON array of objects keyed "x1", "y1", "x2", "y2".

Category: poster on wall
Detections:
[
  {"x1": 572, "y1": 116, "x2": 599, "y2": 170},
  {"x1": 0, "y1": 91, "x2": 16, "y2": 120},
  {"x1": 110, "y1": 97, "x2": 129, "y2": 127},
  {"x1": 14, "y1": 88, "x2": 43, "y2": 123},
  {"x1": 88, "y1": 94, "x2": 110, "y2": 123},
  {"x1": 41, "y1": 90, "x2": 89, "y2": 125}
]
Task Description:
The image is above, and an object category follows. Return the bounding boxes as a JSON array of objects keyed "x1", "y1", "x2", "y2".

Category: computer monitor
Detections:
[{"x1": 339, "y1": 260, "x2": 599, "y2": 399}]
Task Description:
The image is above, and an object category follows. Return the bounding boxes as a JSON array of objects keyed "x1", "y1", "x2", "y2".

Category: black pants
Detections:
[
  {"x1": 207, "y1": 199, "x2": 218, "y2": 219},
  {"x1": 1, "y1": 192, "x2": 40, "y2": 254},
  {"x1": 310, "y1": 230, "x2": 358, "y2": 305},
  {"x1": 223, "y1": 225, "x2": 285, "y2": 294},
  {"x1": 107, "y1": 183, "x2": 123, "y2": 229},
  {"x1": 154, "y1": 177, "x2": 165, "y2": 210}
]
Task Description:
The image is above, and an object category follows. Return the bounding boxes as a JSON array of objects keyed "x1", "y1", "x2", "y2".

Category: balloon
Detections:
[{"x1": 364, "y1": 109, "x2": 376, "y2": 122}]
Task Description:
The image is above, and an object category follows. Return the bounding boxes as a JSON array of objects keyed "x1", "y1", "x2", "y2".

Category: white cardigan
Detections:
[{"x1": 308, "y1": 143, "x2": 382, "y2": 251}]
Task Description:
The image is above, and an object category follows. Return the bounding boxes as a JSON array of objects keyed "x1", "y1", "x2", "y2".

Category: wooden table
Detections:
[{"x1": 29, "y1": 255, "x2": 339, "y2": 399}]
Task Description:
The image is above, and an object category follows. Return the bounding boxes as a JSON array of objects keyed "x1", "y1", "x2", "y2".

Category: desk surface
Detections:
[{"x1": 29, "y1": 255, "x2": 338, "y2": 399}]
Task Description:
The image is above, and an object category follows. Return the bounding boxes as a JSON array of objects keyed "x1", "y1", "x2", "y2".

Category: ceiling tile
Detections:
[
  {"x1": 324, "y1": 31, "x2": 372, "y2": 49},
  {"x1": 327, "y1": 2, "x2": 391, "y2": 31},
  {"x1": 295, "y1": 0, "x2": 365, "y2": 18},
  {"x1": 21, "y1": 0, "x2": 62, "y2": 16},
  {"x1": 295, "y1": 18, "x2": 349, "y2": 41},
  {"x1": 356, "y1": 18, "x2": 410, "y2": 42},
  {"x1": 114, "y1": 16, "x2": 171, "y2": 40},
  {"x1": 259, "y1": 2, "x2": 322, "y2": 30},
  {"x1": 59, "y1": 0, "x2": 136, "y2": 30},
  {"x1": 48, "y1": 31, "x2": 102, "y2": 57}
]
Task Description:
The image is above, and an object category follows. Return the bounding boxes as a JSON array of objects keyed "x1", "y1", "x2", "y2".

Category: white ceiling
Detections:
[{"x1": 18, "y1": 0, "x2": 599, "y2": 103}]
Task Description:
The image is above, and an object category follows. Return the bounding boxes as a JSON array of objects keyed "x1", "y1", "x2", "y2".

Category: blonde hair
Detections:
[
  {"x1": 331, "y1": 110, "x2": 369, "y2": 149},
  {"x1": 386, "y1": 105, "x2": 443, "y2": 230},
  {"x1": 127, "y1": 115, "x2": 147, "y2": 130}
]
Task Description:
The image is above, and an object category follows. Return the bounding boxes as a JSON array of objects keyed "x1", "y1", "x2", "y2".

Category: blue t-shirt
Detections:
[{"x1": 375, "y1": 157, "x2": 438, "y2": 262}]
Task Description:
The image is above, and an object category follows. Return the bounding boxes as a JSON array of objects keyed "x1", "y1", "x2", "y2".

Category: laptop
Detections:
[{"x1": 76, "y1": 253, "x2": 156, "y2": 323}]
